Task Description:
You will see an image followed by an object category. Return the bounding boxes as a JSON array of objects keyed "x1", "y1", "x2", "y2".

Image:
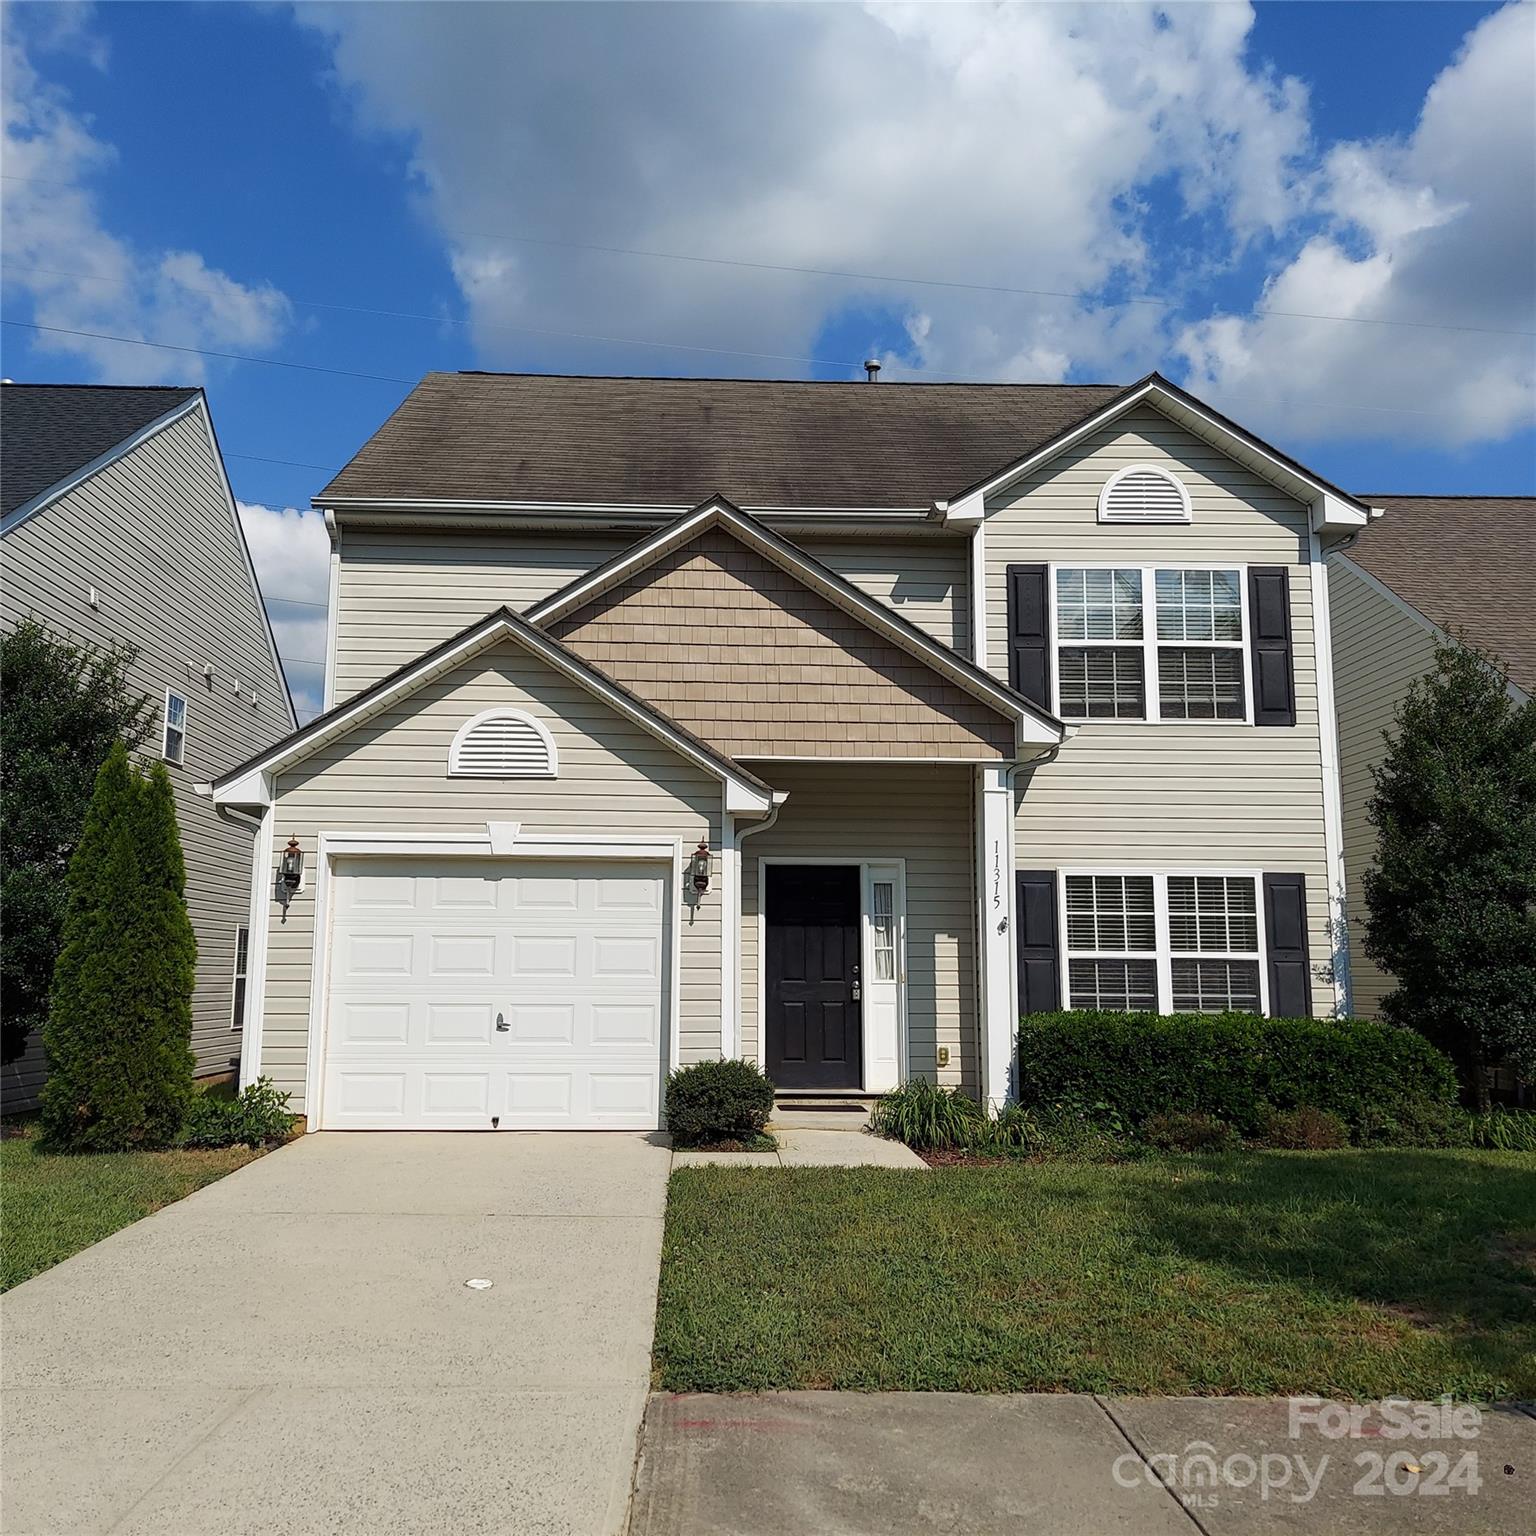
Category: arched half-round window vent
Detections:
[
  {"x1": 448, "y1": 708, "x2": 558, "y2": 778},
  {"x1": 1097, "y1": 464, "x2": 1192, "y2": 524}
]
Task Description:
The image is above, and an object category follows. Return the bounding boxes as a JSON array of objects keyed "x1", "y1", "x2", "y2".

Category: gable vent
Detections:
[
  {"x1": 1098, "y1": 464, "x2": 1192, "y2": 524},
  {"x1": 448, "y1": 709, "x2": 558, "y2": 778}
]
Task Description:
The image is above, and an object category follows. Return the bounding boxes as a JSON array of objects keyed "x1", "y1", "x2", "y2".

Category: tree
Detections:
[
  {"x1": 1, "y1": 620, "x2": 150, "y2": 1064},
  {"x1": 1364, "y1": 639, "x2": 1536, "y2": 1109},
  {"x1": 40, "y1": 744, "x2": 197, "y2": 1150}
]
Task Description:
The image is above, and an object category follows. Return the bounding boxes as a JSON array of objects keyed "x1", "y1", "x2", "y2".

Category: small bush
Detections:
[
  {"x1": 981, "y1": 1102, "x2": 1047, "y2": 1153},
  {"x1": 1260, "y1": 1105, "x2": 1349, "y2": 1150},
  {"x1": 666, "y1": 1058, "x2": 774, "y2": 1147},
  {"x1": 179, "y1": 1078, "x2": 296, "y2": 1149},
  {"x1": 1016, "y1": 1010, "x2": 1458, "y2": 1140},
  {"x1": 1144, "y1": 1111, "x2": 1241, "y2": 1153},
  {"x1": 870, "y1": 1080, "x2": 986, "y2": 1150},
  {"x1": 1355, "y1": 1101, "x2": 1473, "y2": 1149}
]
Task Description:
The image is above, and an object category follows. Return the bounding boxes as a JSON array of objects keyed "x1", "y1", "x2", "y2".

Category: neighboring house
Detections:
[
  {"x1": 1, "y1": 383, "x2": 295, "y2": 1106},
  {"x1": 212, "y1": 369, "x2": 1371, "y2": 1132},
  {"x1": 1328, "y1": 495, "x2": 1535, "y2": 1020}
]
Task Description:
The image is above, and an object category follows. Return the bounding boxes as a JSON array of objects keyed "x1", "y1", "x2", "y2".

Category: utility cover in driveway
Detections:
[{"x1": 322, "y1": 856, "x2": 667, "y2": 1129}]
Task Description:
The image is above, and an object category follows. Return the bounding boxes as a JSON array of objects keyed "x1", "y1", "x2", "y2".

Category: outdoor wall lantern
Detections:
[
  {"x1": 689, "y1": 840, "x2": 712, "y2": 897},
  {"x1": 274, "y1": 836, "x2": 304, "y2": 922}
]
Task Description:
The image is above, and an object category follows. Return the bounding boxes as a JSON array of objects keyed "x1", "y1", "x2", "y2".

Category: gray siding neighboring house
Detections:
[
  {"x1": 1, "y1": 384, "x2": 295, "y2": 1107},
  {"x1": 1328, "y1": 495, "x2": 1535, "y2": 1018}
]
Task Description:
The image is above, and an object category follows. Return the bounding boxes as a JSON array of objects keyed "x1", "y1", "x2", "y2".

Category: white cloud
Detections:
[
  {"x1": 1, "y1": 7, "x2": 292, "y2": 383},
  {"x1": 294, "y1": 0, "x2": 1310, "y2": 387},
  {"x1": 1177, "y1": 3, "x2": 1535, "y2": 447},
  {"x1": 292, "y1": 0, "x2": 1532, "y2": 450},
  {"x1": 238, "y1": 501, "x2": 330, "y2": 722}
]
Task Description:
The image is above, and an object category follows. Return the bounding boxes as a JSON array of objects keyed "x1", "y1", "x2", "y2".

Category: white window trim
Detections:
[
  {"x1": 1048, "y1": 562, "x2": 1254, "y2": 725},
  {"x1": 162, "y1": 688, "x2": 188, "y2": 765},
  {"x1": 447, "y1": 707, "x2": 558, "y2": 778},
  {"x1": 230, "y1": 924, "x2": 250, "y2": 1032},
  {"x1": 1058, "y1": 867, "x2": 1270, "y2": 1017},
  {"x1": 1097, "y1": 463, "x2": 1193, "y2": 524}
]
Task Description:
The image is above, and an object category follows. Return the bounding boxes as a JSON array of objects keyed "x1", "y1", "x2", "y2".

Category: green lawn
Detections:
[
  {"x1": 1, "y1": 1131, "x2": 262, "y2": 1291},
  {"x1": 655, "y1": 1150, "x2": 1536, "y2": 1401}
]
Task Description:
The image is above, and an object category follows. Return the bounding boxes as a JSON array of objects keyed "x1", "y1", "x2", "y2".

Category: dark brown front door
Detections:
[{"x1": 765, "y1": 864, "x2": 862, "y2": 1090}]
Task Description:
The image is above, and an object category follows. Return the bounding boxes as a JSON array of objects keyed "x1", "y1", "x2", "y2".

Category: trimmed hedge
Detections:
[
  {"x1": 1016, "y1": 1011, "x2": 1458, "y2": 1139},
  {"x1": 665, "y1": 1058, "x2": 775, "y2": 1147}
]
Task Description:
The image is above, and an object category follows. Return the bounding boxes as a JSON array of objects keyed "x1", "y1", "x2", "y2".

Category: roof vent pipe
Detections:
[{"x1": 864, "y1": 359, "x2": 881, "y2": 382}]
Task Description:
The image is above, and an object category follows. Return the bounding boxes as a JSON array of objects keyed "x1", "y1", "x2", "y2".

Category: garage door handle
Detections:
[{"x1": 496, "y1": 1012, "x2": 510, "y2": 1032}]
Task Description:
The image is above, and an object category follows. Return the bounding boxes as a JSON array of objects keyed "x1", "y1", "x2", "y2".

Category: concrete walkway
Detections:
[
  {"x1": 0, "y1": 1132, "x2": 671, "y2": 1536},
  {"x1": 632, "y1": 1392, "x2": 1536, "y2": 1536},
  {"x1": 672, "y1": 1126, "x2": 927, "y2": 1169}
]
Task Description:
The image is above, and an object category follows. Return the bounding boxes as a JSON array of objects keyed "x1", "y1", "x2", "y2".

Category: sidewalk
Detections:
[
  {"x1": 672, "y1": 1126, "x2": 927, "y2": 1169},
  {"x1": 630, "y1": 1391, "x2": 1536, "y2": 1535}
]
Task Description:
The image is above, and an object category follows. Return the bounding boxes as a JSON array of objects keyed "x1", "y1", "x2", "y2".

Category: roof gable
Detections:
[
  {"x1": 209, "y1": 604, "x2": 776, "y2": 813},
  {"x1": 548, "y1": 524, "x2": 1016, "y2": 760},
  {"x1": 1, "y1": 384, "x2": 200, "y2": 523},
  {"x1": 529, "y1": 498, "x2": 1062, "y2": 751}
]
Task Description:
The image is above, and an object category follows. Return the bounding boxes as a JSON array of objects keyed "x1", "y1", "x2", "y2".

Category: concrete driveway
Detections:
[{"x1": 1, "y1": 1132, "x2": 671, "y2": 1536}]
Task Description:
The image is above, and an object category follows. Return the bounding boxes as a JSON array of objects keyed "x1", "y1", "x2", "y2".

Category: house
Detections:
[
  {"x1": 1329, "y1": 494, "x2": 1535, "y2": 1021},
  {"x1": 1, "y1": 383, "x2": 295, "y2": 1106},
  {"x1": 211, "y1": 369, "x2": 1371, "y2": 1131}
]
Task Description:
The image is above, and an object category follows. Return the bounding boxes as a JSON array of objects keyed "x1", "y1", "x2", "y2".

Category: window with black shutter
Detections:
[
  {"x1": 1005, "y1": 564, "x2": 1051, "y2": 711},
  {"x1": 1248, "y1": 567, "x2": 1297, "y2": 727}
]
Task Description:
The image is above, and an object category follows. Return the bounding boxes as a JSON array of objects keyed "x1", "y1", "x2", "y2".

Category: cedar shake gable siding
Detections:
[{"x1": 549, "y1": 528, "x2": 1014, "y2": 759}]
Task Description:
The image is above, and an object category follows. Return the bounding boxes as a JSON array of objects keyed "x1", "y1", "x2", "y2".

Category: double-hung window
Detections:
[
  {"x1": 162, "y1": 689, "x2": 188, "y2": 765},
  {"x1": 231, "y1": 925, "x2": 250, "y2": 1031},
  {"x1": 1052, "y1": 567, "x2": 1249, "y2": 722},
  {"x1": 1063, "y1": 872, "x2": 1265, "y2": 1014}
]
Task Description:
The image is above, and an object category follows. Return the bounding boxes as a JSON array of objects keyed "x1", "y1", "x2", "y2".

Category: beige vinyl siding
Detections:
[
  {"x1": 332, "y1": 529, "x2": 632, "y2": 699},
  {"x1": 1328, "y1": 558, "x2": 1440, "y2": 1018},
  {"x1": 260, "y1": 638, "x2": 722, "y2": 1113},
  {"x1": 984, "y1": 404, "x2": 1336, "y2": 1010},
  {"x1": 333, "y1": 526, "x2": 970, "y2": 700},
  {"x1": 738, "y1": 764, "x2": 976, "y2": 1091},
  {"x1": 550, "y1": 528, "x2": 1010, "y2": 759},
  {"x1": 796, "y1": 535, "x2": 969, "y2": 654},
  {"x1": 1, "y1": 405, "x2": 289, "y2": 1103}
]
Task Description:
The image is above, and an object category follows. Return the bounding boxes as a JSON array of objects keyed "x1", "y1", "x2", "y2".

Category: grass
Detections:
[
  {"x1": 1, "y1": 1128, "x2": 262, "y2": 1292},
  {"x1": 655, "y1": 1150, "x2": 1536, "y2": 1401}
]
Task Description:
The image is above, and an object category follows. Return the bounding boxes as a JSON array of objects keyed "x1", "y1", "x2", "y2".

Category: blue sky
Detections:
[{"x1": 3, "y1": 2, "x2": 1532, "y2": 718}]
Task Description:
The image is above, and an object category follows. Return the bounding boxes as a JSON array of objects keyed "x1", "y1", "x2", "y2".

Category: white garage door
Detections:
[{"x1": 320, "y1": 857, "x2": 668, "y2": 1130}]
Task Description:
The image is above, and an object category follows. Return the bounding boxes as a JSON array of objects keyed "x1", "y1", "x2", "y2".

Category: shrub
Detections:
[
  {"x1": 981, "y1": 1102, "x2": 1047, "y2": 1153},
  {"x1": 1143, "y1": 1111, "x2": 1241, "y2": 1153},
  {"x1": 180, "y1": 1078, "x2": 296, "y2": 1149},
  {"x1": 1016, "y1": 1010, "x2": 1458, "y2": 1140},
  {"x1": 1355, "y1": 1101, "x2": 1474, "y2": 1149},
  {"x1": 869, "y1": 1079, "x2": 986, "y2": 1150},
  {"x1": 40, "y1": 747, "x2": 196, "y2": 1151},
  {"x1": 666, "y1": 1058, "x2": 775, "y2": 1147},
  {"x1": 1, "y1": 621, "x2": 150, "y2": 1066},
  {"x1": 1260, "y1": 1105, "x2": 1349, "y2": 1150}
]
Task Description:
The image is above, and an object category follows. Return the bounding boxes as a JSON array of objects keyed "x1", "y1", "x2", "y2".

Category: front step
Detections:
[{"x1": 771, "y1": 1095, "x2": 878, "y2": 1132}]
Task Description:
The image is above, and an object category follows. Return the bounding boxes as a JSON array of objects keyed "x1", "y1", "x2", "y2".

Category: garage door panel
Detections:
[
  {"x1": 427, "y1": 933, "x2": 497, "y2": 977},
  {"x1": 321, "y1": 857, "x2": 669, "y2": 1131},
  {"x1": 424, "y1": 1003, "x2": 496, "y2": 1045},
  {"x1": 339, "y1": 932, "x2": 416, "y2": 979}
]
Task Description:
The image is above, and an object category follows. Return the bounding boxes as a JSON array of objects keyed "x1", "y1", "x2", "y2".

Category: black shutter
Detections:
[
  {"x1": 1015, "y1": 870, "x2": 1061, "y2": 1016},
  {"x1": 1263, "y1": 872, "x2": 1311, "y2": 1017},
  {"x1": 1006, "y1": 564, "x2": 1051, "y2": 711},
  {"x1": 1248, "y1": 566, "x2": 1296, "y2": 726}
]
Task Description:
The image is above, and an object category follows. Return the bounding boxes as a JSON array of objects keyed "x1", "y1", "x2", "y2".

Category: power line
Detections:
[
  {"x1": 4, "y1": 171, "x2": 1529, "y2": 340},
  {"x1": 226, "y1": 451, "x2": 339, "y2": 472},
  {"x1": 443, "y1": 226, "x2": 1536, "y2": 341},
  {"x1": 1, "y1": 318, "x2": 417, "y2": 384}
]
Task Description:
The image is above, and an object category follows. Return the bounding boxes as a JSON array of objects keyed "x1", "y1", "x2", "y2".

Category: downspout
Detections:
[{"x1": 732, "y1": 795, "x2": 787, "y2": 1068}]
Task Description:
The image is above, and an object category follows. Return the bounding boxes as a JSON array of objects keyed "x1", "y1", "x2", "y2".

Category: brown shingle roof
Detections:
[
  {"x1": 1354, "y1": 496, "x2": 1536, "y2": 694},
  {"x1": 316, "y1": 371, "x2": 1124, "y2": 511}
]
